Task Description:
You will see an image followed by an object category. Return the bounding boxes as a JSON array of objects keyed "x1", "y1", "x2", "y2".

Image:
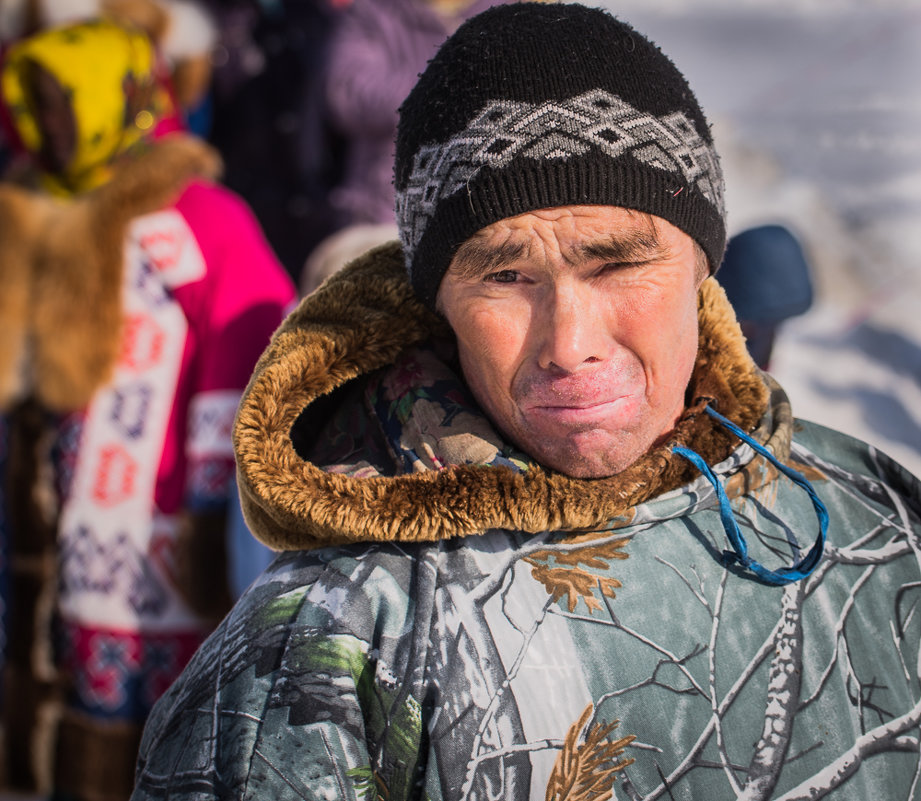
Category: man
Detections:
[{"x1": 132, "y1": 5, "x2": 921, "y2": 800}]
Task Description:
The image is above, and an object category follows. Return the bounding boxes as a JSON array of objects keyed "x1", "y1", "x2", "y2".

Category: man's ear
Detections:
[
  {"x1": 695, "y1": 242, "x2": 712, "y2": 288},
  {"x1": 433, "y1": 268, "x2": 449, "y2": 318}
]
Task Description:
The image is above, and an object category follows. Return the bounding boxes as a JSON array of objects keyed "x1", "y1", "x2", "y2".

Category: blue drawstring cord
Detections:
[{"x1": 673, "y1": 405, "x2": 828, "y2": 585}]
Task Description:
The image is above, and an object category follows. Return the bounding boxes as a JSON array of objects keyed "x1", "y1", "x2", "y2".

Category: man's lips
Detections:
[
  {"x1": 515, "y1": 367, "x2": 646, "y2": 425},
  {"x1": 519, "y1": 379, "x2": 643, "y2": 411},
  {"x1": 529, "y1": 396, "x2": 623, "y2": 409},
  {"x1": 522, "y1": 394, "x2": 640, "y2": 426}
]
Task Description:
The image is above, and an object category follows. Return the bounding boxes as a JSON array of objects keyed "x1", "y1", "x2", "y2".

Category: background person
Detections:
[
  {"x1": 202, "y1": 0, "x2": 349, "y2": 282},
  {"x1": 718, "y1": 223, "x2": 814, "y2": 369},
  {"x1": 0, "y1": 0, "x2": 218, "y2": 132},
  {"x1": 322, "y1": 0, "x2": 507, "y2": 230},
  {"x1": 296, "y1": 0, "x2": 518, "y2": 293},
  {"x1": 0, "y1": 19, "x2": 294, "y2": 800}
]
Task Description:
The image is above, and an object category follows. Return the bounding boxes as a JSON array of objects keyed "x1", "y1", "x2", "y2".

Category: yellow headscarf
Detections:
[{"x1": 1, "y1": 19, "x2": 175, "y2": 195}]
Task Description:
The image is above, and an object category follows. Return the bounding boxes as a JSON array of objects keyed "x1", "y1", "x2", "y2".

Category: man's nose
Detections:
[{"x1": 536, "y1": 282, "x2": 611, "y2": 373}]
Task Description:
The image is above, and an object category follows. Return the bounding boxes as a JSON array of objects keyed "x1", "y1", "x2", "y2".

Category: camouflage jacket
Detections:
[{"x1": 132, "y1": 244, "x2": 921, "y2": 801}]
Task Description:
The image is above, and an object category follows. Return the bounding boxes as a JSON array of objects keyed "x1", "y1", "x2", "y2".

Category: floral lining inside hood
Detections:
[
  {"x1": 370, "y1": 341, "x2": 537, "y2": 474},
  {"x1": 234, "y1": 241, "x2": 775, "y2": 552},
  {"x1": 304, "y1": 339, "x2": 535, "y2": 478}
]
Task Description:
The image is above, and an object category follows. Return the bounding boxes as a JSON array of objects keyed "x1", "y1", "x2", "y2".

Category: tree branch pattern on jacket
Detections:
[
  {"x1": 134, "y1": 415, "x2": 921, "y2": 800},
  {"x1": 134, "y1": 315, "x2": 921, "y2": 800}
]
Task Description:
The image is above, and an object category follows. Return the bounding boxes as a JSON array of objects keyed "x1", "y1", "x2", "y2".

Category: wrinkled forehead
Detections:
[{"x1": 449, "y1": 206, "x2": 673, "y2": 272}]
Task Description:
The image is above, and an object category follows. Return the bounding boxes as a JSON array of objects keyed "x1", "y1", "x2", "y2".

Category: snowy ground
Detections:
[{"x1": 600, "y1": 0, "x2": 921, "y2": 476}]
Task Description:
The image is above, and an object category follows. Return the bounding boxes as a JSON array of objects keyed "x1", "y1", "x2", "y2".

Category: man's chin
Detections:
[{"x1": 524, "y1": 429, "x2": 650, "y2": 478}]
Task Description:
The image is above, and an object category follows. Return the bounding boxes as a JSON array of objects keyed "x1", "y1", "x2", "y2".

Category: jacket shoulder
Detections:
[
  {"x1": 793, "y1": 417, "x2": 921, "y2": 501},
  {"x1": 134, "y1": 542, "x2": 440, "y2": 797}
]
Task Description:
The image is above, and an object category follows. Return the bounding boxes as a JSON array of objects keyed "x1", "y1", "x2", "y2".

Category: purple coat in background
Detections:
[{"x1": 324, "y1": 0, "x2": 506, "y2": 227}]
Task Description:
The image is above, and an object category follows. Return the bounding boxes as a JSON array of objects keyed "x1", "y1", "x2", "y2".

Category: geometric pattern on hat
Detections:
[{"x1": 397, "y1": 89, "x2": 724, "y2": 253}]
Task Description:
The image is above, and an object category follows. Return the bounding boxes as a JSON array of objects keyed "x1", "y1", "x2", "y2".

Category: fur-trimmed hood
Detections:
[
  {"x1": 234, "y1": 241, "x2": 776, "y2": 552},
  {"x1": 0, "y1": 133, "x2": 221, "y2": 412}
]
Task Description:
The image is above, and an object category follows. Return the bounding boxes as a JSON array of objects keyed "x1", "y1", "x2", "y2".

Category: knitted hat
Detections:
[{"x1": 395, "y1": 2, "x2": 726, "y2": 309}]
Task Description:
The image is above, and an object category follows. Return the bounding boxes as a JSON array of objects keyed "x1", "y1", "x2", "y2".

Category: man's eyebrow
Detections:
[
  {"x1": 577, "y1": 229, "x2": 667, "y2": 263},
  {"x1": 448, "y1": 239, "x2": 526, "y2": 281},
  {"x1": 447, "y1": 226, "x2": 668, "y2": 280}
]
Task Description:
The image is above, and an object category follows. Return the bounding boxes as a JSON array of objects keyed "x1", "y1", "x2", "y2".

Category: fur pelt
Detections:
[
  {"x1": 235, "y1": 241, "x2": 770, "y2": 551},
  {"x1": 0, "y1": 133, "x2": 221, "y2": 412}
]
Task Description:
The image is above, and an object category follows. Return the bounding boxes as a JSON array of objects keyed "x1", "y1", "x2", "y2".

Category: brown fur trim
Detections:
[
  {"x1": 0, "y1": 135, "x2": 221, "y2": 412},
  {"x1": 0, "y1": 186, "x2": 52, "y2": 408},
  {"x1": 235, "y1": 243, "x2": 770, "y2": 550}
]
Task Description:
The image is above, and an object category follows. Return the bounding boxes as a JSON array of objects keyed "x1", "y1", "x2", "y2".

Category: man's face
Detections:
[{"x1": 436, "y1": 205, "x2": 706, "y2": 478}]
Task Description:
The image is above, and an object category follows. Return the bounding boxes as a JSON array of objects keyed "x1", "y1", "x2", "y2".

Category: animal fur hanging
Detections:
[{"x1": 0, "y1": 134, "x2": 222, "y2": 412}]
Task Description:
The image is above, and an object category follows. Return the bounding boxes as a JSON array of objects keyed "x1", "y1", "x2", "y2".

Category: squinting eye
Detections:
[{"x1": 487, "y1": 269, "x2": 519, "y2": 284}]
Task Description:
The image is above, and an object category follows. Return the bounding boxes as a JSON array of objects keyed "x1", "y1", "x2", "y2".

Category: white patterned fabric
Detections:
[{"x1": 57, "y1": 211, "x2": 204, "y2": 632}]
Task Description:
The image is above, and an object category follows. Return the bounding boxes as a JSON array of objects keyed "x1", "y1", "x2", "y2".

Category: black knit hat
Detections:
[{"x1": 395, "y1": 2, "x2": 726, "y2": 309}]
